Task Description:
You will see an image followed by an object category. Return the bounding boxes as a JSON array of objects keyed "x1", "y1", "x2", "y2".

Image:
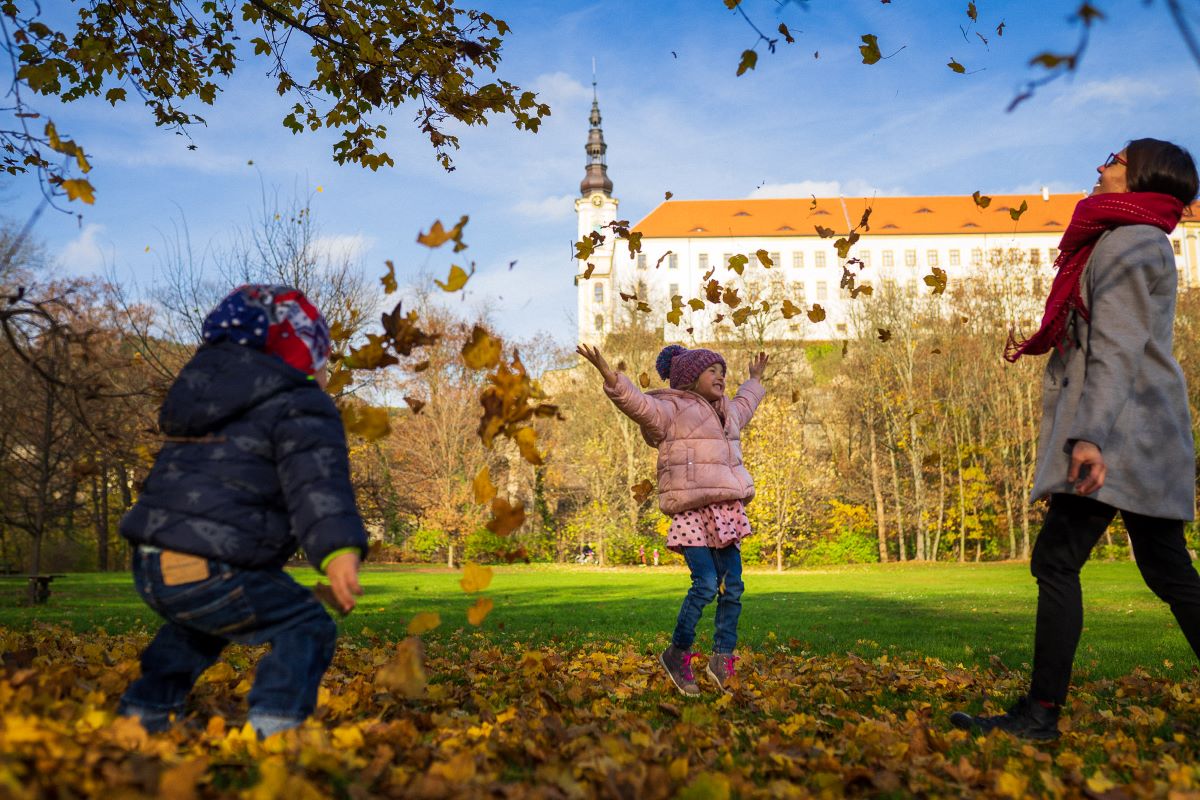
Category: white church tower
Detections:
[{"x1": 575, "y1": 79, "x2": 619, "y2": 345}]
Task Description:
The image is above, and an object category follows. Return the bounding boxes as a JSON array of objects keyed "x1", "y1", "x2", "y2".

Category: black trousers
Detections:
[{"x1": 1029, "y1": 493, "x2": 1200, "y2": 706}]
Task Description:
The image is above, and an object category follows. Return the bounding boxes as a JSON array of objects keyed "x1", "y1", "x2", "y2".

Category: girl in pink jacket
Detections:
[{"x1": 576, "y1": 342, "x2": 768, "y2": 696}]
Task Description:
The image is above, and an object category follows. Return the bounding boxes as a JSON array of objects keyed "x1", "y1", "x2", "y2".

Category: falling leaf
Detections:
[
  {"x1": 807, "y1": 304, "x2": 826, "y2": 323},
  {"x1": 664, "y1": 191, "x2": 673, "y2": 200},
  {"x1": 924, "y1": 267, "x2": 948, "y2": 295},
  {"x1": 781, "y1": 299, "x2": 803, "y2": 319},
  {"x1": 727, "y1": 254, "x2": 749, "y2": 275},
  {"x1": 947, "y1": 58, "x2": 966, "y2": 73},
  {"x1": 859, "y1": 34, "x2": 882, "y2": 64},
  {"x1": 655, "y1": 251, "x2": 674, "y2": 269},
  {"x1": 514, "y1": 426, "x2": 543, "y2": 465},
  {"x1": 731, "y1": 306, "x2": 752, "y2": 326},
  {"x1": 340, "y1": 404, "x2": 390, "y2": 440},
  {"x1": 325, "y1": 367, "x2": 351, "y2": 395},
  {"x1": 967, "y1": 1, "x2": 977, "y2": 22},
  {"x1": 736, "y1": 49, "x2": 758, "y2": 76},
  {"x1": 412, "y1": 360, "x2": 431, "y2": 372},
  {"x1": 417, "y1": 215, "x2": 469, "y2": 250},
  {"x1": 857, "y1": 206, "x2": 873, "y2": 231},
  {"x1": 1009, "y1": 199, "x2": 1029, "y2": 221},
  {"x1": 687, "y1": 298, "x2": 705, "y2": 311},
  {"x1": 473, "y1": 467, "x2": 497, "y2": 504},
  {"x1": 435, "y1": 264, "x2": 471, "y2": 292},
  {"x1": 467, "y1": 596, "x2": 494, "y2": 626},
  {"x1": 631, "y1": 479, "x2": 655, "y2": 504},
  {"x1": 810, "y1": 195, "x2": 818, "y2": 210},
  {"x1": 814, "y1": 225, "x2": 836, "y2": 238},
  {"x1": 462, "y1": 325, "x2": 502, "y2": 370},
  {"x1": 972, "y1": 190, "x2": 992, "y2": 209},
  {"x1": 639, "y1": 371, "x2": 651, "y2": 388},
  {"x1": 636, "y1": 301, "x2": 652, "y2": 313},
  {"x1": 575, "y1": 238, "x2": 597, "y2": 261},
  {"x1": 406, "y1": 612, "x2": 441, "y2": 635},
  {"x1": 487, "y1": 497, "x2": 526, "y2": 536},
  {"x1": 380, "y1": 261, "x2": 398, "y2": 294},
  {"x1": 375, "y1": 638, "x2": 426, "y2": 698},
  {"x1": 582, "y1": 263, "x2": 596, "y2": 279},
  {"x1": 721, "y1": 285, "x2": 742, "y2": 308},
  {"x1": 704, "y1": 280, "x2": 722, "y2": 304},
  {"x1": 460, "y1": 562, "x2": 494, "y2": 594},
  {"x1": 755, "y1": 249, "x2": 773, "y2": 267},
  {"x1": 835, "y1": 233, "x2": 861, "y2": 260},
  {"x1": 877, "y1": 328, "x2": 892, "y2": 342},
  {"x1": 404, "y1": 396, "x2": 425, "y2": 414},
  {"x1": 997, "y1": 20, "x2": 1006, "y2": 35},
  {"x1": 667, "y1": 295, "x2": 686, "y2": 326},
  {"x1": 778, "y1": 22, "x2": 795, "y2": 43}
]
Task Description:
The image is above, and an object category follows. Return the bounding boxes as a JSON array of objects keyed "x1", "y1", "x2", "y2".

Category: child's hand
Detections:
[
  {"x1": 748, "y1": 352, "x2": 769, "y2": 380},
  {"x1": 576, "y1": 343, "x2": 618, "y2": 388},
  {"x1": 325, "y1": 552, "x2": 363, "y2": 613}
]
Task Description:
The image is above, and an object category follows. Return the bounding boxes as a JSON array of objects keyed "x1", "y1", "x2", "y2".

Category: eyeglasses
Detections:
[{"x1": 1103, "y1": 152, "x2": 1127, "y2": 168}]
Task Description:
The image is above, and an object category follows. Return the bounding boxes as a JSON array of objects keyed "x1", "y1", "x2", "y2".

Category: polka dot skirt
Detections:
[{"x1": 666, "y1": 499, "x2": 752, "y2": 554}]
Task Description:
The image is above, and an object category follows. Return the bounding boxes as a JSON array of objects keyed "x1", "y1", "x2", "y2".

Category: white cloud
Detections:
[
  {"x1": 311, "y1": 233, "x2": 373, "y2": 265},
  {"x1": 1060, "y1": 77, "x2": 1168, "y2": 110},
  {"x1": 531, "y1": 72, "x2": 593, "y2": 108},
  {"x1": 513, "y1": 194, "x2": 576, "y2": 220},
  {"x1": 748, "y1": 179, "x2": 907, "y2": 199},
  {"x1": 58, "y1": 223, "x2": 108, "y2": 274}
]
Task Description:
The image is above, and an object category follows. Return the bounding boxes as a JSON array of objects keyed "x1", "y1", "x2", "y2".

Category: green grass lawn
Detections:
[{"x1": 0, "y1": 561, "x2": 1192, "y2": 684}]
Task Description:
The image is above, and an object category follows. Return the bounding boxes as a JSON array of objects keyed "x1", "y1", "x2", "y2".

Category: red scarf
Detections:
[{"x1": 1004, "y1": 192, "x2": 1184, "y2": 362}]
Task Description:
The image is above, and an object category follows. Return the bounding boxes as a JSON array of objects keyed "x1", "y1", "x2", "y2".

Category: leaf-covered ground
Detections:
[{"x1": 3, "y1": 624, "x2": 1200, "y2": 799}]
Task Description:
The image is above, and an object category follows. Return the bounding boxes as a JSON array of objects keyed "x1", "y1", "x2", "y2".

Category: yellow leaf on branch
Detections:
[{"x1": 61, "y1": 179, "x2": 95, "y2": 204}]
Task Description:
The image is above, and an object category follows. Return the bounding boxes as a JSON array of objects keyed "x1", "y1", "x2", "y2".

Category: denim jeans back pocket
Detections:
[{"x1": 171, "y1": 584, "x2": 258, "y2": 636}]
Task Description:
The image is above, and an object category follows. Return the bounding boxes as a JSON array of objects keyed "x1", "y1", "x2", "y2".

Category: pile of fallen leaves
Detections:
[{"x1": 3, "y1": 625, "x2": 1200, "y2": 799}]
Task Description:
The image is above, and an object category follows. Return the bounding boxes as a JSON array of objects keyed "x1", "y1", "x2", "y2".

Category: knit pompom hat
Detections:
[
  {"x1": 655, "y1": 344, "x2": 726, "y2": 390},
  {"x1": 201, "y1": 284, "x2": 332, "y2": 376}
]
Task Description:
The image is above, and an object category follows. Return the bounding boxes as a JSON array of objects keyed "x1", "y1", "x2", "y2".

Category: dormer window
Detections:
[
  {"x1": 961, "y1": 222, "x2": 980, "y2": 228},
  {"x1": 733, "y1": 210, "x2": 751, "y2": 217},
  {"x1": 915, "y1": 207, "x2": 933, "y2": 214}
]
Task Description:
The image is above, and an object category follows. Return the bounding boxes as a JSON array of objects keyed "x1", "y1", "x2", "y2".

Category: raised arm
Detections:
[
  {"x1": 577, "y1": 344, "x2": 668, "y2": 439},
  {"x1": 728, "y1": 352, "x2": 768, "y2": 429}
]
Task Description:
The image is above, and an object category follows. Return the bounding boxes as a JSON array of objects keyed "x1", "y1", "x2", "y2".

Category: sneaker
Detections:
[
  {"x1": 659, "y1": 645, "x2": 701, "y2": 696},
  {"x1": 950, "y1": 696, "x2": 1060, "y2": 741},
  {"x1": 706, "y1": 652, "x2": 739, "y2": 693}
]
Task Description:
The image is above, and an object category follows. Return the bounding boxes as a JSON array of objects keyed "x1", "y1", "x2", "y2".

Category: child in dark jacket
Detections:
[{"x1": 118, "y1": 285, "x2": 368, "y2": 737}]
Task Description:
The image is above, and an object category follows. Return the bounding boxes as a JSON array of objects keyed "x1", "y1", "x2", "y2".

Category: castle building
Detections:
[{"x1": 575, "y1": 91, "x2": 1200, "y2": 345}]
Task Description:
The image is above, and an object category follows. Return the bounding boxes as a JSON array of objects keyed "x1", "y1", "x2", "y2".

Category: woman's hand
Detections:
[
  {"x1": 1069, "y1": 440, "x2": 1106, "y2": 495},
  {"x1": 576, "y1": 343, "x2": 618, "y2": 388},
  {"x1": 748, "y1": 352, "x2": 769, "y2": 381}
]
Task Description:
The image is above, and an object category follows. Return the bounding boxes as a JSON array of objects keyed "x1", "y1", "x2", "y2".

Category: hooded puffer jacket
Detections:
[
  {"x1": 604, "y1": 373, "x2": 765, "y2": 515},
  {"x1": 119, "y1": 342, "x2": 368, "y2": 570}
]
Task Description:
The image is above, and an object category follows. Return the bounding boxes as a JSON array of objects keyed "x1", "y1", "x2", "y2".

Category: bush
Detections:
[
  {"x1": 799, "y1": 530, "x2": 878, "y2": 566},
  {"x1": 406, "y1": 528, "x2": 447, "y2": 562},
  {"x1": 464, "y1": 528, "x2": 510, "y2": 563}
]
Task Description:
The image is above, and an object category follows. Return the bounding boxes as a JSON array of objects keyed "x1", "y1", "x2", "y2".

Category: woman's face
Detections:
[
  {"x1": 694, "y1": 363, "x2": 726, "y2": 402},
  {"x1": 1093, "y1": 149, "x2": 1129, "y2": 195}
]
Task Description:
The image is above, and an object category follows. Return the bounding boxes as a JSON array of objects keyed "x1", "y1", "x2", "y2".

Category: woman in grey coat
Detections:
[{"x1": 952, "y1": 138, "x2": 1200, "y2": 740}]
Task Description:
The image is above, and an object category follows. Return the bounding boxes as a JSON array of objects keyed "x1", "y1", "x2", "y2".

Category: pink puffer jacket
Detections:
[{"x1": 604, "y1": 373, "x2": 765, "y2": 515}]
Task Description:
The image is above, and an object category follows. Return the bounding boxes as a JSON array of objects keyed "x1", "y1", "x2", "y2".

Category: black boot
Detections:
[{"x1": 950, "y1": 696, "x2": 1060, "y2": 741}]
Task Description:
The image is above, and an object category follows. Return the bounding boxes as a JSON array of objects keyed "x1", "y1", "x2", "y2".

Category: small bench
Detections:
[{"x1": 0, "y1": 574, "x2": 67, "y2": 604}]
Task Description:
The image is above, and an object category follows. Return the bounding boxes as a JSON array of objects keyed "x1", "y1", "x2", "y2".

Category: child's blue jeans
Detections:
[
  {"x1": 671, "y1": 545, "x2": 744, "y2": 654},
  {"x1": 118, "y1": 545, "x2": 337, "y2": 737}
]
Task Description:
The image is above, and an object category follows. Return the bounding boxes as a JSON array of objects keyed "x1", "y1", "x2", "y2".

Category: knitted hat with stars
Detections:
[{"x1": 201, "y1": 284, "x2": 331, "y2": 376}]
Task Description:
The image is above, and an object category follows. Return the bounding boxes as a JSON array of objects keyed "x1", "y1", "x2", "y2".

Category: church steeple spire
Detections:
[{"x1": 579, "y1": 72, "x2": 613, "y2": 197}]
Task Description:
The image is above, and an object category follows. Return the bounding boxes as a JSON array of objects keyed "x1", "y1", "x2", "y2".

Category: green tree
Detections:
[{"x1": 2, "y1": 0, "x2": 549, "y2": 202}]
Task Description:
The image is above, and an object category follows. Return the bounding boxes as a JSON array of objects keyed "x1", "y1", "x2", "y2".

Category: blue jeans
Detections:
[
  {"x1": 119, "y1": 546, "x2": 337, "y2": 736},
  {"x1": 671, "y1": 545, "x2": 744, "y2": 653}
]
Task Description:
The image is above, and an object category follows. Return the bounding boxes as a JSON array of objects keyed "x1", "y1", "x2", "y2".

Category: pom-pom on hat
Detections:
[
  {"x1": 655, "y1": 344, "x2": 726, "y2": 390},
  {"x1": 201, "y1": 284, "x2": 332, "y2": 376}
]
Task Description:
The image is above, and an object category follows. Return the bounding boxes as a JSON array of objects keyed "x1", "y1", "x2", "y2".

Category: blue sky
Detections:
[{"x1": 7, "y1": 0, "x2": 1200, "y2": 346}]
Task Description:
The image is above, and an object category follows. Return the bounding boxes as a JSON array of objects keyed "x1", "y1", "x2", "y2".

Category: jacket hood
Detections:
[{"x1": 159, "y1": 342, "x2": 313, "y2": 436}]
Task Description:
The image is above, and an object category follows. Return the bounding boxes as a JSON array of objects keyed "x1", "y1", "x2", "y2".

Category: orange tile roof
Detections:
[{"x1": 631, "y1": 194, "x2": 1091, "y2": 238}]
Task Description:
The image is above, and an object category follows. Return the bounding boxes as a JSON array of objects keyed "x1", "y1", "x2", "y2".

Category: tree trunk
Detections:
[
  {"x1": 932, "y1": 449, "x2": 946, "y2": 561},
  {"x1": 868, "y1": 416, "x2": 888, "y2": 563},
  {"x1": 907, "y1": 415, "x2": 927, "y2": 561},
  {"x1": 889, "y1": 446, "x2": 907, "y2": 562}
]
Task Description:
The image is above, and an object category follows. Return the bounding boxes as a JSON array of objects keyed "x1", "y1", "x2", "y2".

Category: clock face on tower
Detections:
[{"x1": 591, "y1": 195, "x2": 603, "y2": 207}]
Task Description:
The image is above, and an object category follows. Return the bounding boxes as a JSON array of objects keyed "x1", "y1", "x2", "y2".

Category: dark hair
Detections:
[{"x1": 1125, "y1": 138, "x2": 1199, "y2": 204}]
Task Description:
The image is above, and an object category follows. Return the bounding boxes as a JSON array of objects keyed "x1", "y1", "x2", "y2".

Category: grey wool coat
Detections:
[{"x1": 1031, "y1": 224, "x2": 1196, "y2": 520}]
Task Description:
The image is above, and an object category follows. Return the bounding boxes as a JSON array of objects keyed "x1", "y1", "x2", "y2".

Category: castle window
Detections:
[
  {"x1": 792, "y1": 252, "x2": 804, "y2": 269},
  {"x1": 949, "y1": 249, "x2": 961, "y2": 266},
  {"x1": 905, "y1": 249, "x2": 917, "y2": 267},
  {"x1": 668, "y1": 253, "x2": 679, "y2": 270},
  {"x1": 770, "y1": 251, "x2": 781, "y2": 268},
  {"x1": 698, "y1": 253, "x2": 709, "y2": 271},
  {"x1": 593, "y1": 283, "x2": 604, "y2": 303},
  {"x1": 971, "y1": 248, "x2": 983, "y2": 266},
  {"x1": 594, "y1": 314, "x2": 604, "y2": 331},
  {"x1": 926, "y1": 250, "x2": 939, "y2": 267},
  {"x1": 637, "y1": 253, "x2": 647, "y2": 269},
  {"x1": 816, "y1": 281, "x2": 828, "y2": 300},
  {"x1": 669, "y1": 283, "x2": 680, "y2": 298},
  {"x1": 814, "y1": 251, "x2": 827, "y2": 269},
  {"x1": 882, "y1": 250, "x2": 894, "y2": 268}
]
